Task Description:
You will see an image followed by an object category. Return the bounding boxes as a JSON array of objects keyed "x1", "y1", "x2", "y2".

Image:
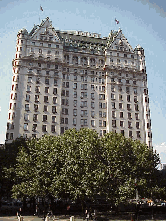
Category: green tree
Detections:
[
  {"x1": 50, "y1": 128, "x2": 104, "y2": 207},
  {"x1": 101, "y1": 132, "x2": 160, "y2": 205},
  {"x1": 11, "y1": 130, "x2": 160, "y2": 209}
]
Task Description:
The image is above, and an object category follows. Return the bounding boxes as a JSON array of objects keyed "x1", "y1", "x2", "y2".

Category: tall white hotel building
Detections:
[{"x1": 5, "y1": 17, "x2": 152, "y2": 147}]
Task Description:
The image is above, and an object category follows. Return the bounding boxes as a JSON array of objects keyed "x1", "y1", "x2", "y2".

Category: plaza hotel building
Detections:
[{"x1": 5, "y1": 17, "x2": 152, "y2": 147}]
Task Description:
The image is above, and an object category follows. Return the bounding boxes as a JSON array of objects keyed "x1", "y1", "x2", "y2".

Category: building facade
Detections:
[{"x1": 6, "y1": 17, "x2": 152, "y2": 147}]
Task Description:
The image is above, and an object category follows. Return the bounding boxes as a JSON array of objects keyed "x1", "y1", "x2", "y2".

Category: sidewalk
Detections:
[{"x1": 0, "y1": 215, "x2": 166, "y2": 221}]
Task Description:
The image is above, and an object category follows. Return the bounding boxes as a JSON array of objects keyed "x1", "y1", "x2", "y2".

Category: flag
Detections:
[
  {"x1": 40, "y1": 5, "x2": 43, "y2": 11},
  {"x1": 115, "y1": 18, "x2": 119, "y2": 24}
]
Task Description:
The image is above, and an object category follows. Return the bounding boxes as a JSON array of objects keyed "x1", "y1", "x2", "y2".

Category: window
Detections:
[
  {"x1": 24, "y1": 123, "x2": 28, "y2": 131},
  {"x1": 24, "y1": 113, "x2": 29, "y2": 121},
  {"x1": 45, "y1": 78, "x2": 49, "y2": 85},
  {"x1": 28, "y1": 76, "x2": 32, "y2": 83},
  {"x1": 112, "y1": 120, "x2": 116, "y2": 127},
  {"x1": 42, "y1": 125, "x2": 47, "y2": 132},
  {"x1": 35, "y1": 95, "x2": 39, "y2": 102},
  {"x1": 112, "y1": 111, "x2": 115, "y2": 118},
  {"x1": 148, "y1": 132, "x2": 152, "y2": 138},
  {"x1": 66, "y1": 90, "x2": 69, "y2": 97},
  {"x1": 120, "y1": 112, "x2": 123, "y2": 118},
  {"x1": 36, "y1": 77, "x2": 40, "y2": 84},
  {"x1": 91, "y1": 120, "x2": 95, "y2": 127},
  {"x1": 25, "y1": 104, "x2": 29, "y2": 111},
  {"x1": 52, "y1": 116, "x2": 56, "y2": 123},
  {"x1": 91, "y1": 102, "x2": 95, "y2": 108},
  {"x1": 136, "y1": 122, "x2": 139, "y2": 129},
  {"x1": 91, "y1": 111, "x2": 95, "y2": 118},
  {"x1": 51, "y1": 125, "x2": 56, "y2": 133},
  {"x1": 73, "y1": 83, "x2": 77, "y2": 89},
  {"x1": 120, "y1": 121, "x2": 124, "y2": 127},
  {"x1": 62, "y1": 108, "x2": 68, "y2": 115},
  {"x1": 127, "y1": 95, "x2": 130, "y2": 102},
  {"x1": 43, "y1": 115, "x2": 47, "y2": 122},
  {"x1": 81, "y1": 84, "x2": 87, "y2": 90},
  {"x1": 99, "y1": 111, "x2": 102, "y2": 118},
  {"x1": 26, "y1": 94, "x2": 30, "y2": 102},
  {"x1": 81, "y1": 101, "x2": 87, "y2": 107},
  {"x1": 91, "y1": 84, "x2": 95, "y2": 90},
  {"x1": 44, "y1": 87, "x2": 49, "y2": 93},
  {"x1": 99, "y1": 94, "x2": 105, "y2": 100},
  {"x1": 134, "y1": 96, "x2": 137, "y2": 103},
  {"x1": 74, "y1": 75, "x2": 77, "y2": 80},
  {"x1": 53, "y1": 97, "x2": 57, "y2": 104},
  {"x1": 35, "y1": 86, "x2": 40, "y2": 93},
  {"x1": 91, "y1": 93, "x2": 95, "y2": 99},
  {"x1": 91, "y1": 77, "x2": 95, "y2": 82},
  {"x1": 10, "y1": 133, "x2": 13, "y2": 140},
  {"x1": 65, "y1": 118, "x2": 68, "y2": 124},
  {"x1": 46, "y1": 71, "x2": 50, "y2": 75},
  {"x1": 81, "y1": 92, "x2": 87, "y2": 99},
  {"x1": 44, "y1": 96, "x2": 48, "y2": 103},
  {"x1": 80, "y1": 119, "x2": 88, "y2": 126},
  {"x1": 147, "y1": 123, "x2": 150, "y2": 129},
  {"x1": 118, "y1": 94, "x2": 122, "y2": 101},
  {"x1": 73, "y1": 109, "x2": 77, "y2": 116},
  {"x1": 73, "y1": 118, "x2": 77, "y2": 125},
  {"x1": 135, "y1": 113, "x2": 139, "y2": 120},
  {"x1": 135, "y1": 104, "x2": 139, "y2": 111},
  {"x1": 126, "y1": 87, "x2": 129, "y2": 93},
  {"x1": 127, "y1": 104, "x2": 131, "y2": 110},
  {"x1": 61, "y1": 127, "x2": 64, "y2": 134},
  {"x1": 73, "y1": 100, "x2": 77, "y2": 107},
  {"x1": 136, "y1": 131, "x2": 141, "y2": 138},
  {"x1": 129, "y1": 131, "x2": 132, "y2": 138},
  {"x1": 74, "y1": 91, "x2": 77, "y2": 98},
  {"x1": 53, "y1": 79, "x2": 58, "y2": 86},
  {"x1": 111, "y1": 102, "x2": 115, "y2": 109},
  {"x1": 103, "y1": 121, "x2": 106, "y2": 127},
  {"x1": 119, "y1": 103, "x2": 123, "y2": 109},
  {"x1": 81, "y1": 110, "x2": 88, "y2": 117},
  {"x1": 32, "y1": 124, "x2": 37, "y2": 132},
  {"x1": 99, "y1": 120, "x2": 102, "y2": 127},
  {"x1": 128, "y1": 121, "x2": 132, "y2": 129},
  {"x1": 34, "y1": 104, "x2": 38, "y2": 112},
  {"x1": 133, "y1": 81, "x2": 136, "y2": 85},
  {"x1": 118, "y1": 78, "x2": 122, "y2": 83},
  {"x1": 118, "y1": 86, "x2": 122, "y2": 92},
  {"x1": 52, "y1": 106, "x2": 57, "y2": 114},
  {"x1": 121, "y1": 130, "x2": 124, "y2": 136},
  {"x1": 33, "y1": 114, "x2": 38, "y2": 122},
  {"x1": 53, "y1": 88, "x2": 57, "y2": 95},
  {"x1": 43, "y1": 105, "x2": 47, "y2": 112},
  {"x1": 134, "y1": 88, "x2": 137, "y2": 94},
  {"x1": 128, "y1": 112, "x2": 132, "y2": 119},
  {"x1": 111, "y1": 85, "x2": 115, "y2": 92},
  {"x1": 27, "y1": 85, "x2": 31, "y2": 92}
]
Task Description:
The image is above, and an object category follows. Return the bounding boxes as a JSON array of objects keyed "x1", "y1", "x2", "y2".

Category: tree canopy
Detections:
[{"x1": 6, "y1": 129, "x2": 161, "y2": 204}]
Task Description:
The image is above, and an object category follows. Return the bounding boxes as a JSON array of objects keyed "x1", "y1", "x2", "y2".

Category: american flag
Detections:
[
  {"x1": 40, "y1": 5, "x2": 43, "y2": 11},
  {"x1": 115, "y1": 18, "x2": 119, "y2": 24}
]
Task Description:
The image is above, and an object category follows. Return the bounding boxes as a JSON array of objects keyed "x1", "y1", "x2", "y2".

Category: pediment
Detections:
[
  {"x1": 108, "y1": 29, "x2": 133, "y2": 52},
  {"x1": 29, "y1": 17, "x2": 60, "y2": 42}
]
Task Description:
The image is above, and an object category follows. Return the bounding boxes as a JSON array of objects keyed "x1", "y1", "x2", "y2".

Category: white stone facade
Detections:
[{"x1": 6, "y1": 17, "x2": 152, "y2": 147}]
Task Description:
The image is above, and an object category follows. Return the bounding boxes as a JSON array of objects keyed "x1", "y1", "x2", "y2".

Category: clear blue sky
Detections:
[{"x1": 0, "y1": 0, "x2": 166, "y2": 163}]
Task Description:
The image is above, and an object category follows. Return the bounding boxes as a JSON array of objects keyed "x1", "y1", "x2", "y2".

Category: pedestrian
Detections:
[
  {"x1": 93, "y1": 209, "x2": 97, "y2": 221},
  {"x1": 67, "y1": 205, "x2": 70, "y2": 216}
]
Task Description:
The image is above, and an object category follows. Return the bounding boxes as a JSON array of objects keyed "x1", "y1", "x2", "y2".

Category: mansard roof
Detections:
[{"x1": 25, "y1": 17, "x2": 137, "y2": 53}]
